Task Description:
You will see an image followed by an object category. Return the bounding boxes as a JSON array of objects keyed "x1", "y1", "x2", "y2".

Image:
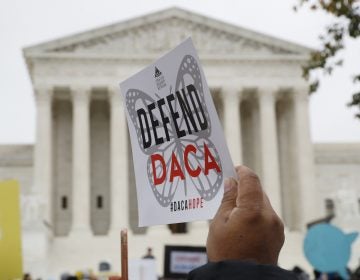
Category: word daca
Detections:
[
  {"x1": 137, "y1": 84, "x2": 208, "y2": 149},
  {"x1": 151, "y1": 143, "x2": 221, "y2": 185},
  {"x1": 170, "y1": 197, "x2": 204, "y2": 212}
]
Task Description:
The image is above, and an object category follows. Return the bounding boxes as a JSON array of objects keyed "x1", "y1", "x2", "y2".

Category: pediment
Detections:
[{"x1": 24, "y1": 8, "x2": 312, "y2": 58}]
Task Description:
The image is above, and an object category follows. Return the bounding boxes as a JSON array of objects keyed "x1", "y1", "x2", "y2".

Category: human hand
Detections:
[{"x1": 206, "y1": 165, "x2": 284, "y2": 265}]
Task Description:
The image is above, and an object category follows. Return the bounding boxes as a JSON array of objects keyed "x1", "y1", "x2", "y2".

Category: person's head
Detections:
[
  {"x1": 292, "y1": 266, "x2": 303, "y2": 274},
  {"x1": 314, "y1": 270, "x2": 321, "y2": 278},
  {"x1": 23, "y1": 273, "x2": 32, "y2": 280},
  {"x1": 147, "y1": 247, "x2": 153, "y2": 254}
]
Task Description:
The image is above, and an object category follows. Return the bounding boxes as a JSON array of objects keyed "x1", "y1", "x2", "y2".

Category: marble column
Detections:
[
  {"x1": 71, "y1": 86, "x2": 91, "y2": 234},
  {"x1": 258, "y1": 88, "x2": 282, "y2": 216},
  {"x1": 293, "y1": 88, "x2": 317, "y2": 229},
  {"x1": 223, "y1": 86, "x2": 242, "y2": 165},
  {"x1": 34, "y1": 86, "x2": 53, "y2": 230},
  {"x1": 109, "y1": 87, "x2": 130, "y2": 233}
]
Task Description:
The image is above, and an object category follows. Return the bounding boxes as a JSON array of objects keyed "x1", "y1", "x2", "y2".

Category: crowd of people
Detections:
[
  {"x1": 23, "y1": 265, "x2": 360, "y2": 280},
  {"x1": 22, "y1": 166, "x2": 359, "y2": 280},
  {"x1": 292, "y1": 266, "x2": 360, "y2": 280}
]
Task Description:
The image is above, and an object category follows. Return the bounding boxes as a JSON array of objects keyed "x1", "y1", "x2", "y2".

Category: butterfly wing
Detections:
[
  {"x1": 174, "y1": 55, "x2": 223, "y2": 200},
  {"x1": 147, "y1": 55, "x2": 223, "y2": 207},
  {"x1": 126, "y1": 54, "x2": 223, "y2": 208},
  {"x1": 126, "y1": 88, "x2": 179, "y2": 206},
  {"x1": 175, "y1": 54, "x2": 211, "y2": 137},
  {"x1": 181, "y1": 135, "x2": 223, "y2": 201},
  {"x1": 126, "y1": 88, "x2": 175, "y2": 155},
  {"x1": 146, "y1": 140, "x2": 178, "y2": 207}
]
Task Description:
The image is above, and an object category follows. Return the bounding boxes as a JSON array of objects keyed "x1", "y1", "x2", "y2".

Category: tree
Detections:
[{"x1": 295, "y1": 0, "x2": 360, "y2": 118}]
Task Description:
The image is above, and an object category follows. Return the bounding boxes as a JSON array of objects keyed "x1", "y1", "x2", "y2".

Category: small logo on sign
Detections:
[
  {"x1": 155, "y1": 67, "x2": 162, "y2": 78},
  {"x1": 155, "y1": 66, "x2": 166, "y2": 90}
]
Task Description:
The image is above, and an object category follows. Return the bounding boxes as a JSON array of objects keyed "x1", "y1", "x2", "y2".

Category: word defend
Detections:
[{"x1": 120, "y1": 38, "x2": 235, "y2": 226}]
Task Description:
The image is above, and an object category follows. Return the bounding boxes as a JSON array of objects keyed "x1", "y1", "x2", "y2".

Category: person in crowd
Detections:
[
  {"x1": 314, "y1": 270, "x2": 322, "y2": 279},
  {"x1": 292, "y1": 266, "x2": 310, "y2": 280},
  {"x1": 188, "y1": 166, "x2": 297, "y2": 279},
  {"x1": 23, "y1": 273, "x2": 32, "y2": 280},
  {"x1": 352, "y1": 262, "x2": 360, "y2": 280},
  {"x1": 331, "y1": 273, "x2": 345, "y2": 280},
  {"x1": 60, "y1": 273, "x2": 71, "y2": 280},
  {"x1": 143, "y1": 247, "x2": 155, "y2": 259}
]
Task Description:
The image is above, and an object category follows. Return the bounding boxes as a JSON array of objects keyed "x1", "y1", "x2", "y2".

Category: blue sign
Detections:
[{"x1": 304, "y1": 223, "x2": 358, "y2": 279}]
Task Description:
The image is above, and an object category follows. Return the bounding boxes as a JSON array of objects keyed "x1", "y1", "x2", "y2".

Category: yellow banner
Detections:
[{"x1": 0, "y1": 180, "x2": 23, "y2": 280}]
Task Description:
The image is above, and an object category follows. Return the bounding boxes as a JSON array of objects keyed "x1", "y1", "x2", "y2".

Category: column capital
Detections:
[
  {"x1": 222, "y1": 86, "x2": 242, "y2": 101},
  {"x1": 108, "y1": 87, "x2": 122, "y2": 104},
  {"x1": 71, "y1": 86, "x2": 91, "y2": 104},
  {"x1": 257, "y1": 87, "x2": 278, "y2": 103},
  {"x1": 293, "y1": 89, "x2": 309, "y2": 103},
  {"x1": 35, "y1": 86, "x2": 53, "y2": 104}
]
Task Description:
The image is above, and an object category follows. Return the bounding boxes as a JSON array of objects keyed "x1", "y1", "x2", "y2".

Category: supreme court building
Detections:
[{"x1": 1, "y1": 7, "x2": 359, "y2": 278}]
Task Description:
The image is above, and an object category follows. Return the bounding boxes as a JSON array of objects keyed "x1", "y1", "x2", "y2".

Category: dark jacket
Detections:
[{"x1": 188, "y1": 261, "x2": 297, "y2": 280}]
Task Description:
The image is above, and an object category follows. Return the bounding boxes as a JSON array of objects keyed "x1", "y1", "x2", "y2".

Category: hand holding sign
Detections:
[
  {"x1": 121, "y1": 38, "x2": 235, "y2": 226},
  {"x1": 207, "y1": 166, "x2": 285, "y2": 265}
]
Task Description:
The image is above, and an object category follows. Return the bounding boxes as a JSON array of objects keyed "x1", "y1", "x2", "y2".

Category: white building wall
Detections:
[
  {"x1": 314, "y1": 143, "x2": 360, "y2": 268},
  {"x1": 0, "y1": 145, "x2": 33, "y2": 195}
]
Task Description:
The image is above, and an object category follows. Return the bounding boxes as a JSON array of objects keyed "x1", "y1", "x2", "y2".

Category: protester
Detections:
[
  {"x1": 353, "y1": 263, "x2": 360, "y2": 280},
  {"x1": 23, "y1": 273, "x2": 32, "y2": 280},
  {"x1": 60, "y1": 273, "x2": 71, "y2": 280},
  {"x1": 143, "y1": 247, "x2": 155, "y2": 259},
  {"x1": 314, "y1": 270, "x2": 322, "y2": 279},
  {"x1": 292, "y1": 266, "x2": 310, "y2": 280},
  {"x1": 188, "y1": 165, "x2": 297, "y2": 279},
  {"x1": 327, "y1": 272, "x2": 344, "y2": 280}
]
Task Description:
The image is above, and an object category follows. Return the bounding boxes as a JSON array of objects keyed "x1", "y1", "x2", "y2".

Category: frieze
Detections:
[
  {"x1": 315, "y1": 154, "x2": 360, "y2": 164},
  {"x1": 49, "y1": 18, "x2": 295, "y2": 56},
  {"x1": 0, "y1": 145, "x2": 33, "y2": 166}
]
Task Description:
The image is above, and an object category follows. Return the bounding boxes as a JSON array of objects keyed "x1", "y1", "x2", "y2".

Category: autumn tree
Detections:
[{"x1": 295, "y1": 0, "x2": 360, "y2": 118}]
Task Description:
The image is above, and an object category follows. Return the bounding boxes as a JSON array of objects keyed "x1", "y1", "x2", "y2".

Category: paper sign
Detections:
[
  {"x1": 129, "y1": 259, "x2": 157, "y2": 280},
  {"x1": 120, "y1": 38, "x2": 236, "y2": 226},
  {"x1": 304, "y1": 223, "x2": 358, "y2": 279},
  {"x1": 0, "y1": 180, "x2": 23, "y2": 279}
]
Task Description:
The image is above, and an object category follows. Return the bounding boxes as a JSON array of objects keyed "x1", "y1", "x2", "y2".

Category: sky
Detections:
[{"x1": 0, "y1": 0, "x2": 359, "y2": 144}]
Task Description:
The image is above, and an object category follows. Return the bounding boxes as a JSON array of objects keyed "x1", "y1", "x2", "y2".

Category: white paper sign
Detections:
[
  {"x1": 120, "y1": 38, "x2": 236, "y2": 226},
  {"x1": 129, "y1": 259, "x2": 157, "y2": 280}
]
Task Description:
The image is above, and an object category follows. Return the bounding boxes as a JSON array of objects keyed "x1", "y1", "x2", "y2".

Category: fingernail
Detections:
[{"x1": 224, "y1": 178, "x2": 236, "y2": 193}]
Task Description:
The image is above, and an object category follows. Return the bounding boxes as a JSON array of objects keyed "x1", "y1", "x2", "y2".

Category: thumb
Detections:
[
  {"x1": 216, "y1": 177, "x2": 238, "y2": 220},
  {"x1": 235, "y1": 165, "x2": 264, "y2": 207}
]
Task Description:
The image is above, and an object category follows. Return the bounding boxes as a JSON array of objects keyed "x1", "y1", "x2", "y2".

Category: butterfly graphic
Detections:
[{"x1": 126, "y1": 55, "x2": 223, "y2": 207}]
